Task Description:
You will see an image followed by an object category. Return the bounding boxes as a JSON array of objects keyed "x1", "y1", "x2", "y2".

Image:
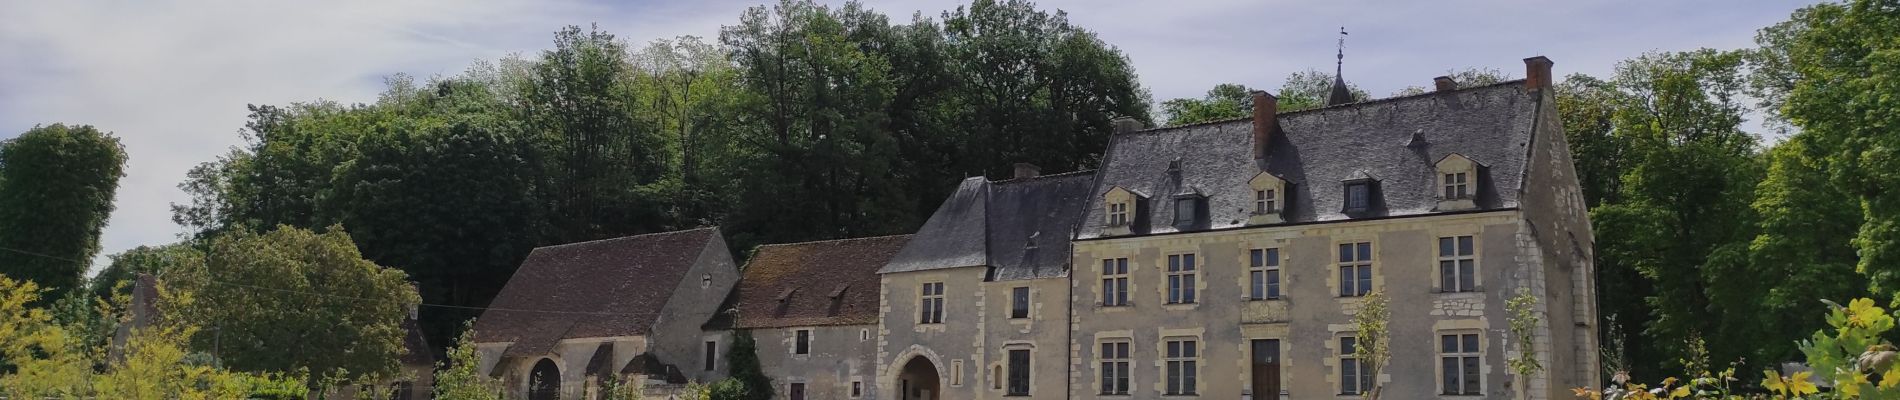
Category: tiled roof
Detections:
[
  {"x1": 1078, "y1": 81, "x2": 1535, "y2": 239},
  {"x1": 474, "y1": 228, "x2": 720, "y2": 347},
  {"x1": 882, "y1": 171, "x2": 1095, "y2": 280},
  {"x1": 733, "y1": 235, "x2": 912, "y2": 328}
]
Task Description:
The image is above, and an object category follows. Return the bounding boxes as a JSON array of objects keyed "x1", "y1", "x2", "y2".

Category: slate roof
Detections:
[
  {"x1": 731, "y1": 235, "x2": 912, "y2": 329},
  {"x1": 1078, "y1": 81, "x2": 1535, "y2": 239},
  {"x1": 399, "y1": 317, "x2": 434, "y2": 366},
  {"x1": 882, "y1": 171, "x2": 1095, "y2": 280},
  {"x1": 473, "y1": 228, "x2": 720, "y2": 353}
]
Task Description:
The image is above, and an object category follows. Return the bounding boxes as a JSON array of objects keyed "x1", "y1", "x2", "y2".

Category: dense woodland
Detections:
[{"x1": 2, "y1": 0, "x2": 1899, "y2": 396}]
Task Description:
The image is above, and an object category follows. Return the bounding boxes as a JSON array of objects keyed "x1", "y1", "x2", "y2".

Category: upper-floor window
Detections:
[
  {"x1": 1345, "y1": 182, "x2": 1371, "y2": 213},
  {"x1": 1101, "y1": 258, "x2": 1129, "y2": 306},
  {"x1": 1011, "y1": 287, "x2": 1030, "y2": 319},
  {"x1": 919, "y1": 282, "x2": 945, "y2": 324},
  {"x1": 1008, "y1": 349, "x2": 1031, "y2": 396},
  {"x1": 1100, "y1": 341, "x2": 1131, "y2": 395},
  {"x1": 1441, "y1": 333, "x2": 1482, "y2": 395},
  {"x1": 1165, "y1": 339, "x2": 1199, "y2": 396},
  {"x1": 794, "y1": 329, "x2": 811, "y2": 355},
  {"x1": 704, "y1": 341, "x2": 718, "y2": 371},
  {"x1": 1338, "y1": 242, "x2": 1373, "y2": 297},
  {"x1": 1166, "y1": 254, "x2": 1198, "y2": 304},
  {"x1": 1255, "y1": 189, "x2": 1278, "y2": 214},
  {"x1": 1108, "y1": 202, "x2": 1130, "y2": 226},
  {"x1": 1439, "y1": 236, "x2": 1477, "y2": 292},
  {"x1": 1340, "y1": 336, "x2": 1371, "y2": 395},
  {"x1": 1443, "y1": 172, "x2": 1470, "y2": 199},
  {"x1": 1249, "y1": 248, "x2": 1281, "y2": 300}
]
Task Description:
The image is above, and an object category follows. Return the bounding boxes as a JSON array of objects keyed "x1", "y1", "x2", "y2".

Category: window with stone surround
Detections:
[
  {"x1": 1255, "y1": 188, "x2": 1277, "y2": 214},
  {"x1": 1439, "y1": 236, "x2": 1477, "y2": 292},
  {"x1": 1101, "y1": 258, "x2": 1129, "y2": 306},
  {"x1": 919, "y1": 282, "x2": 945, "y2": 324},
  {"x1": 1011, "y1": 286, "x2": 1030, "y2": 319},
  {"x1": 1339, "y1": 336, "x2": 1371, "y2": 395},
  {"x1": 952, "y1": 359, "x2": 965, "y2": 386},
  {"x1": 1338, "y1": 242, "x2": 1373, "y2": 297},
  {"x1": 793, "y1": 329, "x2": 811, "y2": 355},
  {"x1": 1443, "y1": 172, "x2": 1470, "y2": 199},
  {"x1": 1164, "y1": 339, "x2": 1199, "y2": 395},
  {"x1": 1249, "y1": 248, "x2": 1281, "y2": 300},
  {"x1": 1440, "y1": 333, "x2": 1481, "y2": 395},
  {"x1": 1166, "y1": 254, "x2": 1198, "y2": 304},
  {"x1": 1100, "y1": 341, "x2": 1131, "y2": 395},
  {"x1": 1108, "y1": 201, "x2": 1130, "y2": 226}
]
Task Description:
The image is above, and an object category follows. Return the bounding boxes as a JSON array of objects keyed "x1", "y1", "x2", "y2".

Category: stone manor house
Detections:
[{"x1": 470, "y1": 56, "x2": 1598, "y2": 400}]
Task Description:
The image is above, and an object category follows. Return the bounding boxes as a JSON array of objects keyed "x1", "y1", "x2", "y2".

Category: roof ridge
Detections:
[
  {"x1": 529, "y1": 227, "x2": 718, "y2": 252},
  {"x1": 1129, "y1": 79, "x2": 1531, "y2": 135},
  {"x1": 753, "y1": 233, "x2": 915, "y2": 249},
  {"x1": 989, "y1": 168, "x2": 1096, "y2": 184}
]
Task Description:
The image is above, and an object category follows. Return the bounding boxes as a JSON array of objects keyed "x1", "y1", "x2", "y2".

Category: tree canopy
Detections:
[
  {"x1": 164, "y1": 225, "x2": 419, "y2": 386},
  {"x1": 0, "y1": 124, "x2": 127, "y2": 303}
]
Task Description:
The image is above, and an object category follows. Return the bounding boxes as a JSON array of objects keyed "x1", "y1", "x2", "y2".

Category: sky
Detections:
[{"x1": 0, "y1": 0, "x2": 1817, "y2": 273}]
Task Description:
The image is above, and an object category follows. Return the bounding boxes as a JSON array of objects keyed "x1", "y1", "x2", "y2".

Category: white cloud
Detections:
[{"x1": 0, "y1": 0, "x2": 1816, "y2": 272}]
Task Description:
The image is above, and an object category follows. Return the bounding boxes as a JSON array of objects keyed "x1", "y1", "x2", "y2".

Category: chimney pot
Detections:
[
  {"x1": 1524, "y1": 56, "x2": 1554, "y2": 91},
  {"x1": 1251, "y1": 91, "x2": 1279, "y2": 160},
  {"x1": 1013, "y1": 163, "x2": 1041, "y2": 179},
  {"x1": 1433, "y1": 76, "x2": 1458, "y2": 92}
]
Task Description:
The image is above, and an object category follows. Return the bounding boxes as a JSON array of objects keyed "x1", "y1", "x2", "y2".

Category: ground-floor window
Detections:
[
  {"x1": 1008, "y1": 349, "x2": 1031, "y2": 395},
  {"x1": 1441, "y1": 333, "x2": 1482, "y2": 395},
  {"x1": 1100, "y1": 341, "x2": 1130, "y2": 395},
  {"x1": 1165, "y1": 339, "x2": 1198, "y2": 395}
]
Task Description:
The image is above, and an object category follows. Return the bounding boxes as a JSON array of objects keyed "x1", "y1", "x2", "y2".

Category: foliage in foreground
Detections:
[
  {"x1": 0, "y1": 274, "x2": 302, "y2": 399},
  {"x1": 1575, "y1": 298, "x2": 1900, "y2": 399}
]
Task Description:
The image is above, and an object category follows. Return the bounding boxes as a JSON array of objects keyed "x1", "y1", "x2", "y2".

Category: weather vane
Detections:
[{"x1": 1336, "y1": 26, "x2": 1348, "y2": 76}]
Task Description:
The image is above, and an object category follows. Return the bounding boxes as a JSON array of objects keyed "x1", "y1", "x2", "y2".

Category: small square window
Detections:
[{"x1": 1345, "y1": 182, "x2": 1371, "y2": 212}]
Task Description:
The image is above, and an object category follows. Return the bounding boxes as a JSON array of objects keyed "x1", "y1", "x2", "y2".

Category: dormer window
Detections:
[
  {"x1": 1345, "y1": 182, "x2": 1371, "y2": 213},
  {"x1": 1248, "y1": 172, "x2": 1287, "y2": 225},
  {"x1": 1173, "y1": 198, "x2": 1196, "y2": 226},
  {"x1": 1103, "y1": 186, "x2": 1144, "y2": 235},
  {"x1": 1435, "y1": 154, "x2": 1482, "y2": 211},
  {"x1": 1255, "y1": 189, "x2": 1276, "y2": 214},
  {"x1": 1443, "y1": 172, "x2": 1469, "y2": 199}
]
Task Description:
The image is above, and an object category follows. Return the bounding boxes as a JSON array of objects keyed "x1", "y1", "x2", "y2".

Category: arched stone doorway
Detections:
[
  {"x1": 896, "y1": 356, "x2": 942, "y2": 400},
  {"x1": 529, "y1": 358, "x2": 561, "y2": 400}
]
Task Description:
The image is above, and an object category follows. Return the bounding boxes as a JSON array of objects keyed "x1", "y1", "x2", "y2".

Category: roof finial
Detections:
[
  {"x1": 1336, "y1": 26, "x2": 1347, "y2": 76},
  {"x1": 1327, "y1": 26, "x2": 1355, "y2": 106}
]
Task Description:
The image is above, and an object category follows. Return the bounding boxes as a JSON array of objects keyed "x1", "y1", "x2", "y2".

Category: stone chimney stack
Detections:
[
  {"x1": 1013, "y1": 163, "x2": 1041, "y2": 179},
  {"x1": 1434, "y1": 76, "x2": 1458, "y2": 92},
  {"x1": 1524, "y1": 56, "x2": 1554, "y2": 92},
  {"x1": 1251, "y1": 90, "x2": 1279, "y2": 160},
  {"x1": 1113, "y1": 117, "x2": 1144, "y2": 134}
]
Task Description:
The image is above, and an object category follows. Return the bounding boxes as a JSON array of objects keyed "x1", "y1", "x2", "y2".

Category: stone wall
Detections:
[{"x1": 752, "y1": 325, "x2": 880, "y2": 399}]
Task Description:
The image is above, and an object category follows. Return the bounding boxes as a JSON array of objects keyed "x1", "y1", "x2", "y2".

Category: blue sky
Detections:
[{"x1": 0, "y1": 0, "x2": 1816, "y2": 272}]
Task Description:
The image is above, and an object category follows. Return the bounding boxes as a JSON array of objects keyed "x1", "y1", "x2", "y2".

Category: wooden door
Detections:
[{"x1": 1251, "y1": 339, "x2": 1281, "y2": 399}]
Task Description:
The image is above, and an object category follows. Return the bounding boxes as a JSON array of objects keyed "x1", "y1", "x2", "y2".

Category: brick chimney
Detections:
[
  {"x1": 1434, "y1": 76, "x2": 1458, "y2": 92},
  {"x1": 1013, "y1": 163, "x2": 1041, "y2": 179},
  {"x1": 1251, "y1": 90, "x2": 1279, "y2": 160},
  {"x1": 1524, "y1": 56, "x2": 1554, "y2": 92}
]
